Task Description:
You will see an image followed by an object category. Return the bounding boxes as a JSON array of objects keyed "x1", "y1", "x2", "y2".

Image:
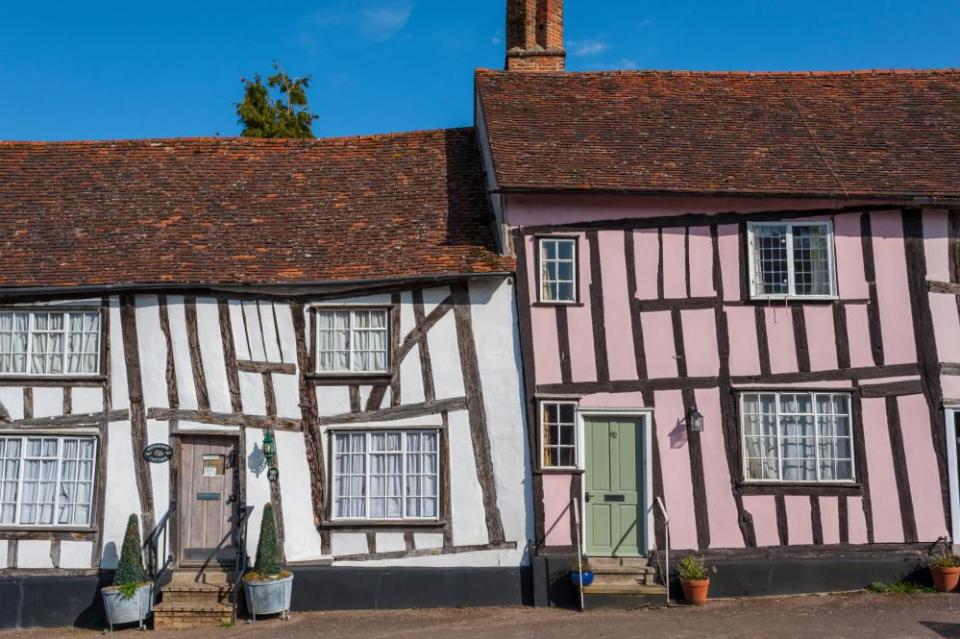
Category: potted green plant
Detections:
[
  {"x1": 677, "y1": 554, "x2": 710, "y2": 605},
  {"x1": 101, "y1": 514, "x2": 153, "y2": 631},
  {"x1": 243, "y1": 504, "x2": 293, "y2": 621},
  {"x1": 929, "y1": 551, "x2": 960, "y2": 593}
]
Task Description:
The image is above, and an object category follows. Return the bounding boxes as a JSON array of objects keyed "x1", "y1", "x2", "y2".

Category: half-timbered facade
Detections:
[
  {"x1": 0, "y1": 130, "x2": 532, "y2": 627},
  {"x1": 478, "y1": 0, "x2": 960, "y2": 605}
]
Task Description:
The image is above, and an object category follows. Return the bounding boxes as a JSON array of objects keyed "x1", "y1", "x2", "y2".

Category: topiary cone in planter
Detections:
[
  {"x1": 243, "y1": 504, "x2": 293, "y2": 622},
  {"x1": 102, "y1": 514, "x2": 153, "y2": 631}
]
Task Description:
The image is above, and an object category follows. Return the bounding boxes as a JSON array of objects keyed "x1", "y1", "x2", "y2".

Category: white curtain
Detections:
[
  {"x1": 21, "y1": 438, "x2": 58, "y2": 525},
  {"x1": 353, "y1": 310, "x2": 387, "y2": 372},
  {"x1": 31, "y1": 314, "x2": 65, "y2": 375},
  {"x1": 318, "y1": 311, "x2": 351, "y2": 372},
  {"x1": 67, "y1": 313, "x2": 100, "y2": 374},
  {"x1": 334, "y1": 433, "x2": 366, "y2": 518},
  {"x1": 369, "y1": 432, "x2": 402, "y2": 518},
  {"x1": 0, "y1": 438, "x2": 20, "y2": 524},
  {"x1": 0, "y1": 313, "x2": 28, "y2": 374}
]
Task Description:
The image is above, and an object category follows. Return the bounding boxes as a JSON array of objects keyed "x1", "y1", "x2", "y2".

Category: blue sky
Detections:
[{"x1": 2, "y1": 0, "x2": 958, "y2": 141}]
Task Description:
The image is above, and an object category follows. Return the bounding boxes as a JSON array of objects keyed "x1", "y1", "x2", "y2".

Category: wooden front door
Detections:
[
  {"x1": 178, "y1": 435, "x2": 239, "y2": 566},
  {"x1": 584, "y1": 416, "x2": 645, "y2": 557}
]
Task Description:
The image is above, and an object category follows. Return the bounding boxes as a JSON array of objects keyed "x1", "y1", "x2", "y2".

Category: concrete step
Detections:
[
  {"x1": 153, "y1": 602, "x2": 234, "y2": 630},
  {"x1": 589, "y1": 564, "x2": 657, "y2": 575}
]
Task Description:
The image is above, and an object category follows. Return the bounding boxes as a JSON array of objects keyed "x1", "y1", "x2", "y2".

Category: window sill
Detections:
[
  {"x1": 321, "y1": 519, "x2": 445, "y2": 530},
  {"x1": 738, "y1": 482, "x2": 862, "y2": 496},
  {"x1": 0, "y1": 375, "x2": 106, "y2": 384},
  {"x1": 0, "y1": 526, "x2": 97, "y2": 540},
  {"x1": 745, "y1": 296, "x2": 839, "y2": 304},
  {"x1": 532, "y1": 301, "x2": 584, "y2": 308},
  {"x1": 306, "y1": 373, "x2": 393, "y2": 385},
  {"x1": 537, "y1": 467, "x2": 584, "y2": 475}
]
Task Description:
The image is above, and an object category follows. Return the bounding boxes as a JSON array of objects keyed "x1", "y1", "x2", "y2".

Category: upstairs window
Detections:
[
  {"x1": 315, "y1": 308, "x2": 389, "y2": 374},
  {"x1": 0, "y1": 310, "x2": 101, "y2": 376},
  {"x1": 538, "y1": 237, "x2": 578, "y2": 303},
  {"x1": 740, "y1": 392, "x2": 854, "y2": 483},
  {"x1": 747, "y1": 222, "x2": 836, "y2": 299}
]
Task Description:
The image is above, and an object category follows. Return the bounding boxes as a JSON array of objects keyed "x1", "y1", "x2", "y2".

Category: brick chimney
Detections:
[{"x1": 505, "y1": 0, "x2": 565, "y2": 71}]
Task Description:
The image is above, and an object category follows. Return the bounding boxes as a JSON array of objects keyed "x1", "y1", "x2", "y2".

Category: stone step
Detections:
[
  {"x1": 589, "y1": 564, "x2": 657, "y2": 575},
  {"x1": 591, "y1": 572, "x2": 659, "y2": 586},
  {"x1": 587, "y1": 557, "x2": 651, "y2": 570},
  {"x1": 153, "y1": 602, "x2": 234, "y2": 630},
  {"x1": 583, "y1": 582, "x2": 666, "y2": 596},
  {"x1": 169, "y1": 570, "x2": 236, "y2": 587}
]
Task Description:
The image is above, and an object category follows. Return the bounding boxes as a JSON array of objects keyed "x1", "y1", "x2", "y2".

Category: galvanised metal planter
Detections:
[
  {"x1": 244, "y1": 573, "x2": 293, "y2": 621},
  {"x1": 101, "y1": 583, "x2": 153, "y2": 631}
]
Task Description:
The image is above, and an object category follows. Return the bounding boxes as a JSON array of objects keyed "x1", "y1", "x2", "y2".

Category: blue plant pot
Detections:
[{"x1": 570, "y1": 570, "x2": 594, "y2": 587}]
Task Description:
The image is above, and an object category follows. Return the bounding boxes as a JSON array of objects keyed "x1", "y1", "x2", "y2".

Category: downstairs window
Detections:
[
  {"x1": 332, "y1": 430, "x2": 440, "y2": 520},
  {"x1": 0, "y1": 436, "x2": 97, "y2": 526},
  {"x1": 740, "y1": 392, "x2": 854, "y2": 483}
]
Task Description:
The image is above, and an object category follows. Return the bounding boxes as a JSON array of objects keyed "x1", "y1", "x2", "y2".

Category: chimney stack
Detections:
[{"x1": 505, "y1": 0, "x2": 565, "y2": 72}]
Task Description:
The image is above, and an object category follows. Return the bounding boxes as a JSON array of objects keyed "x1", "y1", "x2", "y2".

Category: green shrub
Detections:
[
  {"x1": 867, "y1": 581, "x2": 935, "y2": 594},
  {"x1": 677, "y1": 555, "x2": 707, "y2": 581},
  {"x1": 114, "y1": 514, "x2": 147, "y2": 599},
  {"x1": 252, "y1": 504, "x2": 282, "y2": 578}
]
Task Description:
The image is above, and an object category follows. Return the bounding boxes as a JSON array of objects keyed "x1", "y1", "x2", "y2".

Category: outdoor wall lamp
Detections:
[
  {"x1": 262, "y1": 430, "x2": 277, "y2": 464},
  {"x1": 687, "y1": 406, "x2": 705, "y2": 433}
]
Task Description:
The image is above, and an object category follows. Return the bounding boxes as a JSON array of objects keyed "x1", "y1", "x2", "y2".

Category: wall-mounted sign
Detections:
[
  {"x1": 267, "y1": 468, "x2": 279, "y2": 482},
  {"x1": 142, "y1": 443, "x2": 174, "y2": 464}
]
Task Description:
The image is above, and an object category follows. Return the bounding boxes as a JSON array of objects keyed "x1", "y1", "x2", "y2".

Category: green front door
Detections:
[{"x1": 584, "y1": 416, "x2": 645, "y2": 557}]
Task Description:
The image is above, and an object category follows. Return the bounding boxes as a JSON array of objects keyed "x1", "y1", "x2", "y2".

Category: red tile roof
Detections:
[
  {"x1": 0, "y1": 128, "x2": 512, "y2": 290},
  {"x1": 476, "y1": 69, "x2": 960, "y2": 199}
]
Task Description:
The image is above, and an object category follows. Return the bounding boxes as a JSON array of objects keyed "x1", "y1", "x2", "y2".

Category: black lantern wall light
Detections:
[{"x1": 687, "y1": 406, "x2": 704, "y2": 433}]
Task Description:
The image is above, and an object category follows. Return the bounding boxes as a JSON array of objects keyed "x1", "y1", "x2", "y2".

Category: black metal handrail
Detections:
[
  {"x1": 233, "y1": 504, "x2": 254, "y2": 622},
  {"x1": 145, "y1": 501, "x2": 176, "y2": 585}
]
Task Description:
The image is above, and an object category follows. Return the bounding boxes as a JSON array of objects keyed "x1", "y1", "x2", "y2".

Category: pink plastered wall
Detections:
[
  {"x1": 653, "y1": 390, "x2": 698, "y2": 550},
  {"x1": 695, "y1": 387, "x2": 744, "y2": 548},
  {"x1": 542, "y1": 473, "x2": 573, "y2": 546},
  {"x1": 870, "y1": 211, "x2": 917, "y2": 365},
  {"x1": 598, "y1": 231, "x2": 638, "y2": 381},
  {"x1": 897, "y1": 394, "x2": 948, "y2": 541},
  {"x1": 742, "y1": 495, "x2": 780, "y2": 547},
  {"x1": 763, "y1": 306, "x2": 799, "y2": 374},
  {"x1": 861, "y1": 397, "x2": 905, "y2": 543}
]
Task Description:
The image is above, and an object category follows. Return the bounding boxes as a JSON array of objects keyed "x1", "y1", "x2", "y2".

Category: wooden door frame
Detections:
[
  {"x1": 172, "y1": 431, "x2": 242, "y2": 568},
  {"x1": 577, "y1": 408, "x2": 654, "y2": 557},
  {"x1": 945, "y1": 406, "x2": 960, "y2": 551}
]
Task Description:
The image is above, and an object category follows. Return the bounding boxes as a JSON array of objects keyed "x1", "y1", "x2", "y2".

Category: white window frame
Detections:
[
  {"x1": 313, "y1": 307, "x2": 390, "y2": 375},
  {"x1": 537, "y1": 237, "x2": 578, "y2": 304},
  {"x1": 0, "y1": 310, "x2": 102, "y2": 378},
  {"x1": 739, "y1": 392, "x2": 856, "y2": 484},
  {"x1": 0, "y1": 434, "x2": 98, "y2": 528},
  {"x1": 539, "y1": 400, "x2": 579, "y2": 469},
  {"x1": 329, "y1": 429, "x2": 441, "y2": 522},
  {"x1": 746, "y1": 221, "x2": 838, "y2": 300}
]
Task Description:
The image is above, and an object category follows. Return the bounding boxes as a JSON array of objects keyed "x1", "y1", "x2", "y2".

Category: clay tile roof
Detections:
[
  {"x1": 476, "y1": 68, "x2": 960, "y2": 199},
  {"x1": 0, "y1": 128, "x2": 512, "y2": 290}
]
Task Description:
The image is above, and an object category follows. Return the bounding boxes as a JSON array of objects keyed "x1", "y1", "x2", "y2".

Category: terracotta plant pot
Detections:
[
  {"x1": 931, "y1": 566, "x2": 960, "y2": 593},
  {"x1": 681, "y1": 578, "x2": 710, "y2": 605}
]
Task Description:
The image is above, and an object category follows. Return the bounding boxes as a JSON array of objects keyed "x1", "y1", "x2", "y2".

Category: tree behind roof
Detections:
[{"x1": 236, "y1": 62, "x2": 317, "y2": 139}]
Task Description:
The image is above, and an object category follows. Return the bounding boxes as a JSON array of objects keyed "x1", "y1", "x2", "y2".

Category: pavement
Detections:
[{"x1": 2, "y1": 592, "x2": 960, "y2": 638}]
